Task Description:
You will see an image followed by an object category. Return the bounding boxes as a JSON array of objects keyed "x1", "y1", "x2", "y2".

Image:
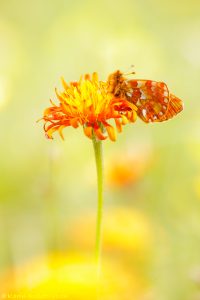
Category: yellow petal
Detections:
[
  {"x1": 92, "y1": 72, "x2": 98, "y2": 82},
  {"x1": 46, "y1": 126, "x2": 59, "y2": 139},
  {"x1": 55, "y1": 88, "x2": 64, "y2": 102},
  {"x1": 58, "y1": 125, "x2": 66, "y2": 140},
  {"x1": 121, "y1": 115, "x2": 129, "y2": 125},
  {"x1": 61, "y1": 77, "x2": 69, "y2": 91},
  {"x1": 106, "y1": 125, "x2": 116, "y2": 142},
  {"x1": 130, "y1": 110, "x2": 137, "y2": 122}
]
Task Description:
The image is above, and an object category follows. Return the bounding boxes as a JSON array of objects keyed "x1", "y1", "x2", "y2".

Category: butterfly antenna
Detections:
[{"x1": 124, "y1": 64, "x2": 135, "y2": 76}]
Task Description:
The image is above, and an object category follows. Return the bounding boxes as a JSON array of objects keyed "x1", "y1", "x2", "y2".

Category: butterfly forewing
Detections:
[{"x1": 128, "y1": 80, "x2": 183, "y2": 123}]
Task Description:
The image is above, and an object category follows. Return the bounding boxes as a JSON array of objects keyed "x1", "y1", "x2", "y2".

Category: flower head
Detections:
[{"x1": 42, "y1": 73, "x2": 137, "y2": 141}]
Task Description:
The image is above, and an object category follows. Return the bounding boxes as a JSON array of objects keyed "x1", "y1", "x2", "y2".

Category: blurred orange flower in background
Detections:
[
  {"x1": 106, "y1": 145, "x2": 152, "y2": 188},
  {"x1": 42, "y1": 73, "x2": 137, "y2": 142}
]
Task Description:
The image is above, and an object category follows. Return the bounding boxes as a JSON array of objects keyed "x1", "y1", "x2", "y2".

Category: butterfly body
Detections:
[{"x1": 107, "y1": 70, "x2": 183, "y2": 123}]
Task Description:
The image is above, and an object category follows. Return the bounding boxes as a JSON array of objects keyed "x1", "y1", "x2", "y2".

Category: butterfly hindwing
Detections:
[{"x1": 127, "y1": 80, "x2": 183, "y2": 123}]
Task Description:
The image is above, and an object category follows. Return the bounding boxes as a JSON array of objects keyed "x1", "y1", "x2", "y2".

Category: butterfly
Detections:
[{"x1": 107, "y1": 70, "x2": 183, "y2": 123}]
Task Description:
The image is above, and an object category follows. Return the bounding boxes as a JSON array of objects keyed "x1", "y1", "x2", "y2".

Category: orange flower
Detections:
[
  {"x1": 106, "y1": 156, "x2": 144, "y2": 187},
  {"x1": 106, "y1": 147, "x2": 152, "y2": 187},
  {"x1": 42, "y1": 73, "x2": 137, "y2": 141}
]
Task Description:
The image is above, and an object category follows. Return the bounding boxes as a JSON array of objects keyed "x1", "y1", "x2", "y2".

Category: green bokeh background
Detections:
[{"x1": 1, "y1": 0, "x2": 200, "y2": 298}]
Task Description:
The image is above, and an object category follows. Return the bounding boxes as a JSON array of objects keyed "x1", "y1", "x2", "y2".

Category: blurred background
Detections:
[{"x1": 0, "y1": 0, "x2": 200, "y2": 299}]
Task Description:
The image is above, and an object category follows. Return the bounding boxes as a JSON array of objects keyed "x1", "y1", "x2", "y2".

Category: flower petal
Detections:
[
  {"x1": 83, "y1": 126, "x2": 93, "y2": 139},
  {"x1": 121, "y1": 115, "x2": 129, "y2": 125},
  {"x1": 115, "y1": 118, "x2": 122, "y2": 133},
  {"x1": 70, "y1": 118, "x2": 79, "y2": 128},
  {"x1": 61, "y1": 77, "x2": 69, "y2": 91},
  {"x1": 106, "y1": 125, "x2": 116, "y2": 141},
  {"x1": 46, "y1": 126, "x2": 60, "y2": 139},
  {"x1": 129, "y1": 110, "x2": 137, "y2": 123},
  {"x1": 58, "y1": 125, "x2": 66, "y2": 140},
  {"x1": 92, "y1": 72, "x2": 98, "y2": 82},
  {"x1": 94, "y1": 126, "x2": 107, "y2": 140}
]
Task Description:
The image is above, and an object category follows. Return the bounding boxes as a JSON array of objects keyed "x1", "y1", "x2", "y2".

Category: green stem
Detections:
[{"x1": 92, "y1": 135, "x2": 104, "y2": 275}]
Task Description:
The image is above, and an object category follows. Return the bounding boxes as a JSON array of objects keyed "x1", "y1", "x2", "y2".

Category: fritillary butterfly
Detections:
[{"x1": 107, "y1": 70, "x2": 183, "y2": 123}]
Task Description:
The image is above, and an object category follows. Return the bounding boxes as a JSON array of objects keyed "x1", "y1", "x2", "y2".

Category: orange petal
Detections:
[
  {"x1": 83, "y1": 126, "x2": 93, "y2": 139},
  {"x1": 130, "y1": 110, "x2": 137, "y2": 122},
  {"x1": 36, "y1": 117, "x2": 43, "y2": 123},
  {"x1": 115, "y1": 118, "x2": 122, "y2": 133},
  {"x1": 127, "y1": 101, "x2": 138, "y2": 111},
  {"x1": 46, "y1": 126, "x2": 59, "y2": 139},
  {"x1": 58, "y1": 125, "x2": 66, "y2": 140},
  {"x1": 94, "y1": 127, "x2": 107, "y2": 140},
  {"x1": 70, "y1": 118, "x2": 79, "y2": 128},
  {"x1": 106, "y1": 125, "x2": 116, "y2": 142},
  {"x1": 84, "y1": 74, "x2": 91, "y2": 80},
  {"x1": 70, "y1": 81, "x2": 78, "y2": 87},
  {"x1": 50, "y1": 99, "x2": 56, "y2": 106}
]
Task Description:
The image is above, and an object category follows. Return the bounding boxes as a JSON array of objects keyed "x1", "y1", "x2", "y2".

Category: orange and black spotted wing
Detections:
[{"x1": 126, "y1": 80, "x2": 183, "y2": 123}]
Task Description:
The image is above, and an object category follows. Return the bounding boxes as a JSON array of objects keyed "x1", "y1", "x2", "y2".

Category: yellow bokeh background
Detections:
[{"x1": 1, "y1": 0, "x2": 200, "y2": 299}]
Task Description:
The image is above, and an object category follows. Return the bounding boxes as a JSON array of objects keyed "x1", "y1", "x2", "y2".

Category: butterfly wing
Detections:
[{"x1": 127, "y1": 80, "x2": 183, "y2": 123}]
